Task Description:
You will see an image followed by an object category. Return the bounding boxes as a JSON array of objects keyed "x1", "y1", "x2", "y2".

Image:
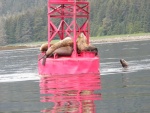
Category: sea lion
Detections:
[
  {"x1": 41, "y1": 46, "x2": 73, "y2": 65},
  {"x1": 39, "y1": 33, "x2": 98, "y2": 65},
  {"x1": 45, "y1": 37, "x2": 73, "y2": 57},
  {"x1": 40, "y1": 33, "x2": 98, "y2": 55},
  {"x1": 120, "y1": 59, "x2": 128, "y2": 68},
  {"x1": 76, "y1": 33, "x2": 98, "y2": 54},
  {"x1": 39, "y1": 37, "x2": 73, "y2": 65},
  {"x1": 52, "y1": 46, "x2": 73, "y2": 56},
  {"x1": 40, "y1": 43, "x2": 48, "y2": 52},
  {"x1": 39, "y1": 37, "x2": 73, "y2": 56}
]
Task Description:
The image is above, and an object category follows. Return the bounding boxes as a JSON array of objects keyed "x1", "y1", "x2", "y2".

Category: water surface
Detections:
[{"x1": 0, "y1": 40, "x2": 150, "y2": 113}]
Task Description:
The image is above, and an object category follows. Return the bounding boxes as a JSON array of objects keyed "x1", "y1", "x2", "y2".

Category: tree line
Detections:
[
  {"x1": 0, "y1": 0, "x2": 150, "y2": 45},
  {"x1": 90, "y1": 0, "x2": 150, "y2": 36}
]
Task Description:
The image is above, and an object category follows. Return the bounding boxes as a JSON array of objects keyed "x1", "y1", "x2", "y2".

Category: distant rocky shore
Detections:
[
  {"x1": 0, "y1": 45, "x2": 38, "y2": 50},
  {"x1": 90, "y1": 35, "x2": 150, "y2": 44},
  {"x1": 1, "y1": 35, "x2": 150, "y2": 50}
]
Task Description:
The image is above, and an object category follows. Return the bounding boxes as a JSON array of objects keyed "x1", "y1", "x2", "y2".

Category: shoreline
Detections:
[
  {"x1": 0, "y1": 45, "x2": 39, "y2": 51},
  {"x1": 0, "y1": 35, "x2": 150, "y2": 50},
  {"x1": 90, "y1": 35, "x2": 150, "y2": 44}
]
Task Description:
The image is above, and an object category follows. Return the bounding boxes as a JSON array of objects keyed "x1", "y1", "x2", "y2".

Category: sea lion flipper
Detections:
[
  {"x1": 38, "y1": 54, "x2": 46, "y2": 61},
  {"x1": 42, "y1": 55, "x2": 47, "y2": 66}
]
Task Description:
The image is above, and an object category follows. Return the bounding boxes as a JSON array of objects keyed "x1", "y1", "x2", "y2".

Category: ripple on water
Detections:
[{"x1": 0, "y1": 73, "x2": 39, "y2": 82}]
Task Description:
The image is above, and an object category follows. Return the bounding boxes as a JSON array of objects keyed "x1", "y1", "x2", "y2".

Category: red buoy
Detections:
[{"x1": 38, "y1": 0, "x2": 100, "y2": 75}]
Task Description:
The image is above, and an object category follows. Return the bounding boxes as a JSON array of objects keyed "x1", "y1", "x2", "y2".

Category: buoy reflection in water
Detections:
[{"x1": 39, "y1": 73, "x2": 101, "y2": 113}]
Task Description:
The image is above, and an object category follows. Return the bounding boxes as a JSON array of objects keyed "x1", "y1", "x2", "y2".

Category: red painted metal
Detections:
[
  {"x1": 40, "y1": 73, "x2": 101, "y2": 112},
  {"x1": 39, "y1": 2, "x2": 101, "y2": 112},
  {"x1": 38, "y1": 0, "x2": 100, "y2": 75},
  {"x1": 38, "y1": 52, "x2": 99, "y2": 75},
  {"x1": 47, "y1": 0, "x2": 90, "y2": 56}
]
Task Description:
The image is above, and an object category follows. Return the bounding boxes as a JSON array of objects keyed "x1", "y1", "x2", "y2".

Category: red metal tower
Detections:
[
  {"x1": 47, "y1": 0, "x2": 90, "y2": 56},
  {"x1": 38, "y1": 0, "x2": 100, "y2": 75}
]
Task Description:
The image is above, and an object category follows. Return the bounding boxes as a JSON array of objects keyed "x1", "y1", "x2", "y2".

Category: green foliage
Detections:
[
  {"x1": 0, "y1": 0, "x2": 47, "y2": 45},
  {"x1": 3, "y1": 5, "x2": 47, "y2": 44},
  {"x1": 90, "y1": 0, "x2": 150, "y2": 36},
  {"x1": 0, "y1": 0, "x2": 150, "y2": 45}
]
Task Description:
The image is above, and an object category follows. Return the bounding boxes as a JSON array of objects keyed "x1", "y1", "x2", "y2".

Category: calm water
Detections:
[{"x1": 0, "y1": 40, "x2": 150, "y2": 113}]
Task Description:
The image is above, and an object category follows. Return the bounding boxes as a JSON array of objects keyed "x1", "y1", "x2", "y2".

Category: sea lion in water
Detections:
[{"x1": 120, "y1": 59, "x2": 128, "y2": 68}]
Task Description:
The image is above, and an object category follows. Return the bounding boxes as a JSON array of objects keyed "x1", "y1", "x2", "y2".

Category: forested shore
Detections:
[
  {"x1": 0, "y1": 0, "x2": 150, "y2": 46},
  {"x1": 1, "y1": 33, "x2": 150, "y2": 51}
]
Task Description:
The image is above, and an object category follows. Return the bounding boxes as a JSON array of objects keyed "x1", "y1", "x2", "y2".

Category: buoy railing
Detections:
[{"x1": 38, "y1": 0, "x2": 100, "y2": 75}]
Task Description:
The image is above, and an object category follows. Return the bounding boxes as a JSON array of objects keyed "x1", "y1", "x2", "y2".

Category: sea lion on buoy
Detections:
[
  {"x1": 39, "y1": 37, "x2": 73, "y2": 55},
  {"x1": 39, "y1": 37, "x2": 73, "y2": 65},
  {"x1": 40, "y1": 43, "x2": 48, "y2": 52},
  {"x1": 120, "y1": 59, "x2": 128, "y2": 68},
  {"x1": 45, "y1": 37, "x2": 73, "y2": 57},
  {"x1": 52, "y1": 46, "x2": 73, "y2": 56},
  {"x1": 39, "y1": 33, "x2": 98, "y2": 65},
  {"x1": 41, "y1": 46, "x2": 73, "y2": 65},
  {"x1": 76, "y1": 33, "x2": 98, "y2": 54},
  {"x1": 40, "y1": 33, "x2": 98, "y2": 55}
]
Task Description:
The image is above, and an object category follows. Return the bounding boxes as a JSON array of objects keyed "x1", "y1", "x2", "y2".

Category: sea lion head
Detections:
[
  {"x1": 77, "y1": 33, "x2": 87, "y2": 44},
  {"x1": 76, "y1": 33, "x2": 98, "y2": 55},
  {"x1": 76, "y1": 33, "x2": 88, "y2": 51},
  {"x1": 40, "y1": 43, "x2": 48, "y2": 52},
  {"x1": 120, "y1": 59, "x2": 128, "y2": 68}
]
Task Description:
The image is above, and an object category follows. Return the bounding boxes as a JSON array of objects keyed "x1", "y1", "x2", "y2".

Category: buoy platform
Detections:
[
  {"x1": 38, "y1": 0, "x2": 100, "y2": 76},
  {"x1": 38, "y1": 51, "x2": 99, "y2": 75}
]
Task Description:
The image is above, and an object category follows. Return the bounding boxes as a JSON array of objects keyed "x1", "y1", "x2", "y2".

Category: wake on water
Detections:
[{"x1": 101, "y1": 58, "x2": 150, "y2": 75}]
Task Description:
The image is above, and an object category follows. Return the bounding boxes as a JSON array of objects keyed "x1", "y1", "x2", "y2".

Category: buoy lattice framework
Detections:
[{"x1": 38, "y1": 0, "x2": 100, "y2": 75}]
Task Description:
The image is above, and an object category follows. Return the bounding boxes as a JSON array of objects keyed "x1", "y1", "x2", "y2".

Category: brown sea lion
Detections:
[
  {"x1": 45, "y1": 37, "x2": 73, "y2": 57},
  {"x1": 39, "y1": 33, "x2": 98, "y2": 65},
  {"x1": 52, "y1": 46, "x2": 73, "y2": 56},
  {"x1": 39, "y1": 37, "x2": 73, "y2": 56},
  {"x1": 40, "y1": 43, "x2": 48, "y2": 52},
  {"x1": 41, "y1": 46, "x2": 73, "y2": 65},
  {"x1": 39, "y1": 37, "x2": 73, "y2": 65},
  {"x1": 120, "y1": 59, "x2": 128, "y2": 68},
  {"x1": 76, "y1": 33, "x2": 98, "y2": 54},
  {"x1": 40, "y1": 33, "x2": 97, "y2": 55}
]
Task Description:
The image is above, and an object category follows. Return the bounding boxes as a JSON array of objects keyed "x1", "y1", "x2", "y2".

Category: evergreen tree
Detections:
[
  {"x1": 0, "y1": 17, "x2": 7, "y2": 45},
  {"x1": 1, "y1": 0, "x2": 150, "y2": 44}
]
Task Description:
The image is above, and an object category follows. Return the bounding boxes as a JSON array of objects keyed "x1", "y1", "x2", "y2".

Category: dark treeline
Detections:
[
  {"x1": 0, "y1": 0, "x2": 47, "y2": 45},
  {"x1": 4, "y1": 7, "x2": 47, "y2": 44},
  {"x1": 90, "y1": 0, "x2": 150, "y2": 36},
  {"x1": 0, "y1": 0, "x2": 47, "y2": 15},
  {"x1": 0, "y1": 0, "x2": 150, "y2": 45}
]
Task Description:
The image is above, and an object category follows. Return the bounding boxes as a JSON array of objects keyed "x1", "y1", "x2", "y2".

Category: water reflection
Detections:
[{"x1": 39, "y1": 73, "x2": 101, "y2": 113}]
